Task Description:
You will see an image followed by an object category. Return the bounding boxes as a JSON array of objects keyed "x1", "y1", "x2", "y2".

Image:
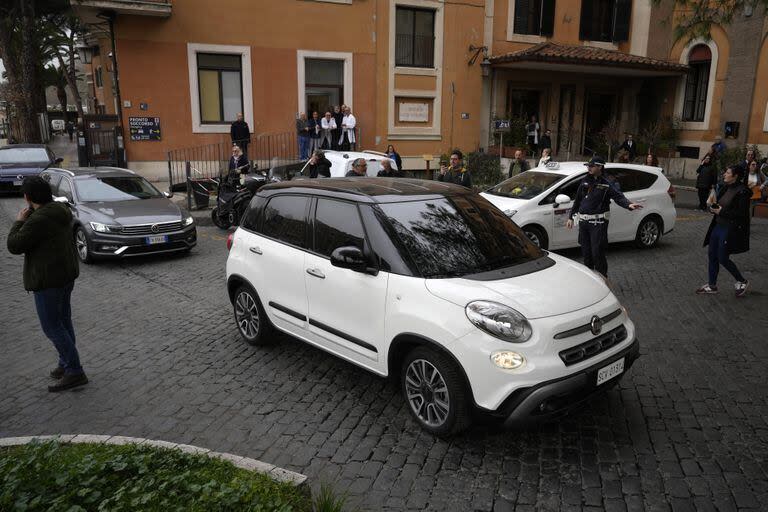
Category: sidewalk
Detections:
[{"x1": 48, "y1": 133, "x2": 79, "y2": 167}]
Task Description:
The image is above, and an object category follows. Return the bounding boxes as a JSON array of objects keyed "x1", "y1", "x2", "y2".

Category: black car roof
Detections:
[
  {"x1": 259, "y1": 177, "x2": 472, "y2": 204},
  {"x1": 46, "y1": 167, "x2": 137, "y2": 179}
]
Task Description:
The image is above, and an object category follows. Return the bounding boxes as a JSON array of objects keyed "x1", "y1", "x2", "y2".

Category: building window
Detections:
[
  {"x1": 395, "y1": 6, "x2": 435, "y2": 68},
  {"x1": 513, "y1": 0, "x2": 555, "y2": 37},
  {"x1": 579, "y1": 0, "x2": 632, "y2": 42},
  {"x1": 305, "y1": 59, "x2": 344, "y2": 116},
  {"x1": 95, "y1": 67, "x2": 103, "y2": 88},
  {"x1": 196, "y1": 53, "x2": 243, "y2": 124},
  {"x1": 682, "y1": 45, "x2": 711, "y2": 123}
]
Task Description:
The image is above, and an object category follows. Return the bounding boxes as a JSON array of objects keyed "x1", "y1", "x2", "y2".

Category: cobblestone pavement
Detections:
[{"x1": 1, "y1": 195, "x2": 767, "y2": 511}]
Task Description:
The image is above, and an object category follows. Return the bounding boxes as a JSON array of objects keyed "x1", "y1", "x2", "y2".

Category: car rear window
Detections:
[
  {"x1": 379, "y1": 195, "x2": 543, "y2": 278},
  {"x1": 0, "y1": 147, "x2": 49, "y2": 164}
]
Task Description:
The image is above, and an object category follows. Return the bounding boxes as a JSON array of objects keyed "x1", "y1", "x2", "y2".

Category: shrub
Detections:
[
  {"x1": 0, "y1": 440, "x2": 347, "y2": 512},
  {"x1": 467, "y1": 151, "x2": 503, "y2": 191}
]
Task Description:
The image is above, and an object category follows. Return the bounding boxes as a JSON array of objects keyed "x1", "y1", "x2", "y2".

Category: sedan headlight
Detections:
[
  {"x1": 504, "y1": 209, "x2": 517, "y2": 217},
  {"x1": 465, "y1": 300, "x2": 532, "y2": 343},
  {"x1": 182, "y1": 215, "x2": 194, "y2": 227},
  {"x1": 89, "y1": 221, "x2": 122, "y2": 233}
]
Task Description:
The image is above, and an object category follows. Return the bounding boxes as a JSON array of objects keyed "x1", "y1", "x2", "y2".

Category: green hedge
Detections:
[{"x1": 0, "y1": 441, "x2": 344, "y2": 512}]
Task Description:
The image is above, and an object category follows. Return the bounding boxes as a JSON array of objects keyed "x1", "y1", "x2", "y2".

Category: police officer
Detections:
[{"x1": 565, "y1": 156, "x2": 643, "y2": 277}]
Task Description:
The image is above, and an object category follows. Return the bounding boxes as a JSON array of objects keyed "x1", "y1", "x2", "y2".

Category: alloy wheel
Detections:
[
  {"x1": 405, "y1": 359, "x2": 450, "y2": 427},
  {"x1": 235, "y1": 290, "x2": 260, "y2": 340},
  {"x1": 75, "y1": 229, "x2": 89, "y2": 261},
  {"x1": 525, "y1": 230, "x2": 541, "y2": 247},
  {"x1": 640, "y1": 220, "x2": 660, "y2": 246}
]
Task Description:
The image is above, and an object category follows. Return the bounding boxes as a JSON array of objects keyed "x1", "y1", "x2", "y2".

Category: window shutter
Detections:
[
  {"x1": 539, "y1": 0, "x2": 556, "y2": 37},
  {"x1": 514, "y1": 0, "x2": 530, "y2": 35},
  {"x1": 579, "y1": 0, "x2": 593, "y2": 40},
  {"x1": 612, "y1": 0, "x2": 632, "y2": 42}
]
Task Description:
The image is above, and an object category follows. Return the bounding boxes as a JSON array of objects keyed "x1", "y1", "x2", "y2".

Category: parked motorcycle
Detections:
[{"x1": 211, "y1": 171, "x2": 268, "y2": 229}]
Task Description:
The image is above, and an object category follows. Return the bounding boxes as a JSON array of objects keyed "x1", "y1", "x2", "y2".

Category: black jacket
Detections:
[
  {"x1": 308, "y1": 157, "x2": 331, "y2": 178},
  {"x1": 619, "y1": 139, "x2": 636, "y2": 160},
  {"x1": 539, "y1": 135, "x2": 552, "y2": 150},
  {"x1": 377, "y1": 169, "x2": 404, "y2": 178},
  {"x1": 308, "y1": 118, "x2": 321, "y2": 139},
  {"x1": 437, "y1": 167, "x2": 472, "y2": 188},
  {"x1": 229, "y1": 155, "x2": 249, "y2": 173},
  {"x1": 695, "y1": 164, "x2": 717, "y2": 189},
  {"x1": 508, "y1": 159, "x2": 530, "y2": 178},
  {"x1": 570, "y1": 174, "x2": 632, "y2": 218},
  {"x1": 7, "y1": 202, "x2": 79, "y2": 291},
  {"x1": 703, "y1": 183, "x2": 750, "y2": 254},
  {"x1": 230, "y1": 120, "x2": 250, "y2": 143}
]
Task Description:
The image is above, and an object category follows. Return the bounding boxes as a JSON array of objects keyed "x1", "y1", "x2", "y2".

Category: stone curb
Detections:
[{"x1": 0, "y1": 435, "x2": 308, "y2": 489}]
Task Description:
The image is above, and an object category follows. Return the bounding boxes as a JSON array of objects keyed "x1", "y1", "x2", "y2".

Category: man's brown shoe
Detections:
[
  {"x1": 50, "y1": 366, "x2": 65, "y2": 380},
  {"x1": 48, "y1": 373, "x2": 88, "y2": 392}
]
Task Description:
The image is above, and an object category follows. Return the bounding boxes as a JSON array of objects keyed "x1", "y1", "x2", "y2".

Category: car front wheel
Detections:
[
  {"x1": 74, "y1": 227, "x2": 93, "y2": 264},
  {"x1": 524, "y1": 226, "x2": 548, "y2": 250},
  {"x1": 401, "y1": 347, "x2": 471, "y2": 436},
  {"x1": 233, "y1": 285, "x2": 272, "y2": 345},
  {"x1": 635, "y1": 216, "x2": 662, "y2": 248}
]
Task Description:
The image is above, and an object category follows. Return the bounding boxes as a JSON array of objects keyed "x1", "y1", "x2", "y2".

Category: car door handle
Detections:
[
  {"x1": 306, "y1": 268, "x2": 325, "y2": 279},
  {"x1": 249, "y1": 246, "x2": 262, "y2": 255}
]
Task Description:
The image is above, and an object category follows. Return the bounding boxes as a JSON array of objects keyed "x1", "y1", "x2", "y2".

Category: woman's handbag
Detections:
[{"x1": 751, "y1": 186, "x2": 762, "y2": 201}]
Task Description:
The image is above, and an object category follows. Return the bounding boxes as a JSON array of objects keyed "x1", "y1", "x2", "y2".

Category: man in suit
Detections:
[
  {"x1": 230, "y1": 113, "x2": 251, "y2": 159},
  {"x1": 619, "y1": 133, "x2": 636, "y2": 161}
]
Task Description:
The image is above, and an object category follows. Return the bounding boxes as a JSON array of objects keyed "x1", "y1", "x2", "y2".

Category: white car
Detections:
[
  {"x1": 481, "y1": 162, "x2": 677, "y2": 250},
  {"x1": 225, "y1": 178, "x2": 639, "y2": 435},
  {"x1": 297, "y1": 150, "x2": 398, "y2": 177}
]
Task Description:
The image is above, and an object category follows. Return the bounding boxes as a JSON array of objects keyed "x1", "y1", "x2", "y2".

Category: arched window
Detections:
[{"x1": 682, "y1": 44, "x2": 712, "y2": 122}]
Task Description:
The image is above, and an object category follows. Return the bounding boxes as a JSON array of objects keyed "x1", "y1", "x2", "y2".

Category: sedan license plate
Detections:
[
  {"x1": 13, "y1": 180, "x2": 22, "y2": 186},
  {"x1": 596, "y1": 358, "x2": 624, "y2": 386},
  {"x1": 145, "y1": 235, "x2": 169, "y2": 245}
]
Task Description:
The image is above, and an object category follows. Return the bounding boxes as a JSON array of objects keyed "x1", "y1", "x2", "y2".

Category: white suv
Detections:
[
  {"x1": 481, "y1": 162, "x2": 677, "y2": 250},
  {"x1": 225, "y1": 178, "x2": 640, "y2": 435}
]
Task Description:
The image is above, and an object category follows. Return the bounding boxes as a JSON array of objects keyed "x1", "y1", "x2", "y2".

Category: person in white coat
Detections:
[
  {"x1": 339, "y1": 106, "x2": 357, "y2": 151},
  {"x1": 320, "y1": 111, "x2": 336, "y2": 150}
]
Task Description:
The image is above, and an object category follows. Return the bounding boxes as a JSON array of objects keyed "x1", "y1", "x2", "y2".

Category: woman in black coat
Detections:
[
  {"x1": 386, "y1": 144, "x2": 403, "y2": 171},
  {"x1": 697, "y1": 166, "x2": 751, "y2": 297},
  {"x1": 695, "y1": 153, "x2": 717, "y2": 211}
]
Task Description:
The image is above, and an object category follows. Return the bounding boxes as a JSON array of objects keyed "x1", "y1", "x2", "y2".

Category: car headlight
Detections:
[
  {"x1": 89, "y1": 221, "x2": 122, "y2": 233},
  {"x1": 504, "y1": 209, "x2": 517, "y2": 217},
  {"x1": 465, "y1": 300, "x2": 532, "y2": 343},
  {"x1": 182, "y1": 215, "x2": 194, "y2": 226}
]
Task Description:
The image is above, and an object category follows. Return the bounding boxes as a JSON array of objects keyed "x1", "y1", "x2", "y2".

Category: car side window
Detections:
[
  {"x1": 313, "y1": 198, "x2": 365, "y2": 258},
  {"x1": 260, "y1": 195, "x2": 309, "y2": 248},
  {"x1": 57, "y1": 178, "x2": 74, "y2": 202},
  {"x1": 541, "y1": 175, "x2": 582, "y2": 205},
  {"x1": 43, "y1": 172, "x2": 62, "y2": 193},
  {"x1": 634, "y1": 170, "x2": 658, "y2": 190},
  {"x1": 605, "y1": 168, "x2": 640, "y2": 193}
]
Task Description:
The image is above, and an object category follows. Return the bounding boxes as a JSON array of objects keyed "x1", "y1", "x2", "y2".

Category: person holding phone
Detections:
[
  {"x1": 437, "y1": 149, "x2": 471, "y2": 188},
  {"x1": 697, "y1": 166, "x2": 751, "y2": 297},
  {"x1": 7, "y1": 176, "x2": 86, "y2": 392}
]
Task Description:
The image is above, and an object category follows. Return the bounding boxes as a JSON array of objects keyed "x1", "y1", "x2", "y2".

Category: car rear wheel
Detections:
[
  {"x1": 233, "y1": 285, "x2": 272, "y2": 345},
  {"x1": 635, "y1": 216, "x2": 662, "y2": 248},
  {"x1": 401, "y1": 347, "x2": 471, "y2": 436},
  {"x1": 74, "y1": 227, "x2": 93, "y2": 264},
  {"x1": 523, "y1": 226, "x2": 548, "y2": 250}
]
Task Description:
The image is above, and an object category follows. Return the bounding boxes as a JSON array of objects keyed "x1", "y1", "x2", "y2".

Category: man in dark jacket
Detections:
[
  {"x1": 377, "y1": 159, "x2": 404, "y2": 178},
  {"x1": 346, "y1": 158, "x2": 368, "y2": 177},
  {"x1": 230, "y1": 113, "x2": 251, "y2": 159},
  {"x1": 539, "y1": 129, "x2": 552, "y2": 151},
  {"x1": 695, "y1": 154, "x2": 717, "y2": 210},
  {"x1": 508, "y1": 150, "x2": 530, "y2": 178},
  {"x1": 7, "y1": 176, "x2": 86, "y2": 392},
  {"x1": 619, "y1": 134, "x2": 637, "y2": 161},
  {"x1": 437, "y1": 150, "x2": 472, "y2": 188},
  {"x1": 306, "y1": 150, "x2": 331, "y2": 178}
]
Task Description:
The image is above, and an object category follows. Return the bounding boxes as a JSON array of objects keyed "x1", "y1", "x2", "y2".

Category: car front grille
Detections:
[
  {"x1": 558, "y1": 325, "x2": 628, "y2": 366},
  {"x1": 120, "y1": 221, "x2": 182, "y2": 235}
]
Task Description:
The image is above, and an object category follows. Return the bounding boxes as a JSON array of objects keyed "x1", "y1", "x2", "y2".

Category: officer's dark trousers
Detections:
[{"x1": 578, "y1": 220, "x2": 609, "y2": 277}]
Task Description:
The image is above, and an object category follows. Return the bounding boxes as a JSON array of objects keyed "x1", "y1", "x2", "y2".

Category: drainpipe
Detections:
[{"x1": 99, "y1": 11, "x2": 125, "y2": 166}]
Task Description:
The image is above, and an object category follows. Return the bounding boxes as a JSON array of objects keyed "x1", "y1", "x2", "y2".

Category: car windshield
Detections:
[
  {"x1": 379, "y1": 196, "x2": 544, "y2": 278},
  {"x1": 0, "y1": 148, "x2": 49, "y2": 164},
  {"x1": 75, "y1": 176, "x2": 163, "y2": 202},
  {"x1": 486, "y1": 171, "x2": 566, "y2": 200}
]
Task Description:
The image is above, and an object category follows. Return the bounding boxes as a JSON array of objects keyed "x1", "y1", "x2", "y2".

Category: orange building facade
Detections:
[{"x1": 70, "y1": 0, "x2": 768, "y2": 179}]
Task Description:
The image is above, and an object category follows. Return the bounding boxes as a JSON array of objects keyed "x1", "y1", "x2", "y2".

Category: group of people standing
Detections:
[{"x1": 296, "y1": 105, "x2": 357, "y2": 160}]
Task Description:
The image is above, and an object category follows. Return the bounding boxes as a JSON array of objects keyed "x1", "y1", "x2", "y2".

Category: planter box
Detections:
[{"x1": 754, "y1": 202, "x2": 768, "y2": 219}]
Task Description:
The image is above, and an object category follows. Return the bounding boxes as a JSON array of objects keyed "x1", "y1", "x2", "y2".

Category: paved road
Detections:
[{"x1": 1, "y1": 195, "x2": 766, "y2": 512}]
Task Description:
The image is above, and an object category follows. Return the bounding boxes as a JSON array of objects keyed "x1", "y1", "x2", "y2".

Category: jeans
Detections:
[
  {"x1": 33, "y1": 282, "x2": 83, "y2": 375},
  {"x1": 298, "y1": 136, "x2": 310, "y2": 160},
  {"x1": 708, "y1": 224, "x2": 745, "y2": 286},
  {"x1": 578, "y1": 219, "x2": 609, "y2": 277}
]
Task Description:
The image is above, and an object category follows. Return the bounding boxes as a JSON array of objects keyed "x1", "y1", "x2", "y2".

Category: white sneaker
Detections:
[
  {"x1": 696, "y1": 284, "x2": 718, "y2": 294},
  {"x1": 735, "y1": 280, "x2": 749, "y2": 298}
]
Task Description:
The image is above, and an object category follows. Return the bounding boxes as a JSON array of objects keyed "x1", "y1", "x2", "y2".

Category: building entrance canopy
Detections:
[{"x1": 490, "y1": 42, "x2": 689, "y2": 77}]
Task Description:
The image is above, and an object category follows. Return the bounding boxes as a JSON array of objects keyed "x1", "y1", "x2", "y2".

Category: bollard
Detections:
[{"x1": 185, "y1": 161, "x2": 192, "y2": 211}]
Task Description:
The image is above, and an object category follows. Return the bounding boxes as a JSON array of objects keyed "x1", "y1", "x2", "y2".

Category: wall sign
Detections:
[
  {"x1": 398, "y1": 102, "x2": 429, "y2": 123},
  {"x1": 129, "y1": 117, "x2": 161, "y2": 141},
  {"x1": 494, "y1": 119, "x2": 510, "y2": 130}
]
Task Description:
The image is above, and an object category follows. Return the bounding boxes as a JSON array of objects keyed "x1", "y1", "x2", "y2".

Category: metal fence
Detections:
[{"x1": 166, "y1": 131, "x2": 302, "y2": 191}]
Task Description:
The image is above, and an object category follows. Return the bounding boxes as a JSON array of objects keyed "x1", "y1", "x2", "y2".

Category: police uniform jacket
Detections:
[{"x1": 570, "y1": 173, "x2": 632, "y2": 219}]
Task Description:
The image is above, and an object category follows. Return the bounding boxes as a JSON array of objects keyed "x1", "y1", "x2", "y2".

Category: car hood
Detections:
[
  {"x1": 78, "y1": 198, "x2": 182, "y2": 225},
  {"x1": 424, "y1": 254, "x2": 610, "y2": 319},
  {"x1": 479, "y1": 192, "x2": 530, "y2": 213},
  {"x1": 0, "y1": 164, "x2": 47, "y2": 177}
]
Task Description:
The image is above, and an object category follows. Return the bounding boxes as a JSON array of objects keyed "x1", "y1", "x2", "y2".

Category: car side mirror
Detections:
[
  {"x1": 163, "y1": 191, "x2": 173, "y2": 198},
  {"x1": 330, "y1": 245, "x2": 375, "y2": 274},
  {"x1": 54, "y1": 157, "x2": 64, "y2": 164},
  {"x1": 554, "y1": 194, "x2": 572, "y2": 207}
]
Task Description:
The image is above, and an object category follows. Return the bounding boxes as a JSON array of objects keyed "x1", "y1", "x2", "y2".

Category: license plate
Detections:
[
  {"x1": 13, "y1": 180, "x2": 22, "y2": 186},
  {"x1": 145, "y1": 235, "x2": 168, "y2": 245},
  {"x1": 596, "y1": 358, "x2": 624, "y2": 385}
]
